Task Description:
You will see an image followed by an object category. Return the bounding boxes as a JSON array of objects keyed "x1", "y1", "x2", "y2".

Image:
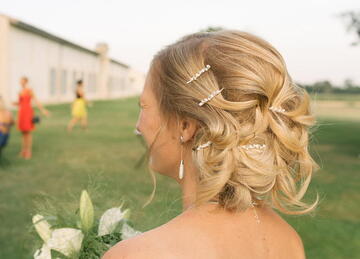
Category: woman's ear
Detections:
[{"x1": 180, "y1": 118, "x2": 198, "y2": 142}]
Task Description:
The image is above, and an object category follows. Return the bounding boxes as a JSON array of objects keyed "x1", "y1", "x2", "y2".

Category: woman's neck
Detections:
[
  {"x1": 180, "y1": 177, "x2": 197, "y2": 210},
  {"x1": 178, "y1": 152, "x2": 199, "y2": 210}
]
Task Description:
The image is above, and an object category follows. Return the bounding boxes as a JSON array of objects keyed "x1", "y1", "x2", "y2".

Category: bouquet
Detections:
[{"x1": 32, "y1": 190, "x2": 141, "y2": 259}]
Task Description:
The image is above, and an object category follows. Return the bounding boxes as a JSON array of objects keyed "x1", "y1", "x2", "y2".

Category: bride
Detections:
[{"x1": 103, "y1": 30, "x2": 318, "y2": 259}]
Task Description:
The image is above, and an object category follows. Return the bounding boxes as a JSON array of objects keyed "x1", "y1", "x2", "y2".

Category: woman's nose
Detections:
[
  {"x1": 134, "y1": 119, "x2": 142, "y2": 136},
  {"x1": 134, "y1": 128, "x2": 142, "y2": 136}
]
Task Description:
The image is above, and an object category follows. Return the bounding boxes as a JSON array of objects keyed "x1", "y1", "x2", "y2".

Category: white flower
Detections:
[
  {"x1": 98, "y1": 207, "x2": 130, "y2": 236},
  {"x1": 79, "y1": 190, "x2": 94, "y2": 233},
  {"x1": 47, "y1": 228, "x2": 84, "y2": 257},
  {"x1": 32, "y1": 214, "x2": 52, "y2": 243},
  {"x1": 34, "y1": 244, "x2": 51, "y2": 259},
  {"x1": 121, "y1": 222, "x2": 142, "y2": 240}
]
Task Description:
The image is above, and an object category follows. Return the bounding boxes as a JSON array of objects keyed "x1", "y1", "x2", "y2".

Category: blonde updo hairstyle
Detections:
[{"x1": 149, "y1": 30, "x2": 318, "y2": 215}]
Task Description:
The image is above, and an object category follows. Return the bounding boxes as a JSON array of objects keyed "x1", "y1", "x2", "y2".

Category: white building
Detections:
[{"x1": 0, "y1": 14, "x2": 145, "y2": 107}]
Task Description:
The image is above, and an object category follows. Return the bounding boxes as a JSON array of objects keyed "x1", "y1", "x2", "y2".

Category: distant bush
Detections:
[{"x1": 298, "y1": 79, "x2": 360, "y2": 94}]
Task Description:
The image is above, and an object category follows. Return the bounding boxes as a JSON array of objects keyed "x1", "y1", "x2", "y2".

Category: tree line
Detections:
[{"x1": 299, "y1": 79, "x2": 360, "y2": 94}]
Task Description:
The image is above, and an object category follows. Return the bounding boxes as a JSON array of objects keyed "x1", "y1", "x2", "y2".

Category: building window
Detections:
[
  {"x1": 116, "y1": 78, "x2": 120, "y2": 91},
  {"x1": 114, "y1": 77, "x2": 119, "y2": 92},
  {"x1": 49, "y1": 68, "x2": 56, "y2": 96},
  {"x1": 87, "y1": 73, "x2": 96, "y2": 93},
  {"x1": 108, "y1": 76, "x2": 113, "y2": 92},
  {"x1": 120, "y1": 78, "x2": 126, "y2": 90},
  {"x1": 88, "y1": 73, "x2": 92, "y2": 93},
  {"x1": 61, "y1": 70, "x2": 67, "y2": 95},
  {"x1": 93, "y1": 74, "x2": 97, "y2": 92},
  {"x1": 72, "y1": 70, "x2": 77, "y2": 91}
]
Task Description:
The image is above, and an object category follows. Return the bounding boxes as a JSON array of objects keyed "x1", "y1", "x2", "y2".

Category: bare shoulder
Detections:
[
  {"x1": 101, "y1": 209, "x2": 204, "y2": 259},
  {"x1": 101, "y1": 236, "x2": 146, "y2": 259},
  {"x1": 264, "y1": 208, "x2": 306, "y2": 259},
  {"x1": 102, "y1": 207, "x2": 306, "y2": 259},
  {"x1": 287, "y1": 225, "x2": 306, "y2": 259},
  {"x1": 102, "y1": 219, "x2": 181, "y2": 259},
  {"x1": 102, "y1": 234, "x2": 155, "y2": 259},
  {"x1": 293, "y1": 231, "x2": 306, "y2": 259}
]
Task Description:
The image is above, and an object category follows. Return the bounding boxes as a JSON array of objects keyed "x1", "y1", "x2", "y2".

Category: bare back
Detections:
[{"x1": 104, "y1": 205, "x2": 305, "y2": 259}]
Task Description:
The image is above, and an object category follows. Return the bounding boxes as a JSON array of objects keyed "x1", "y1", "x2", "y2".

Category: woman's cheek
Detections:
[{"x1": 138, "y1": 110, "x2": 150, "y2": 133}]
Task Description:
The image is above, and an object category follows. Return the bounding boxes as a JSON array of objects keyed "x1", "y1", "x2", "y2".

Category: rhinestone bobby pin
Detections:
[
  {"x1": 269, "y1": 106, "x2": 286, "y2": 113},
  {"x1": 195, "y1": 141, "x2": 212, "y2": 151},
  {"x1": 186, "y1": 64, "x2": 211, "y2": 84},
  {"x1": 199, "y1": 88, "x2": 224, "y2": 106},
  {"x1": 195, "y1": 141, "x2": 266, "y2": 151},
  {"x1": 241, "y1": 144, "x2": 266, "y2": 151}
]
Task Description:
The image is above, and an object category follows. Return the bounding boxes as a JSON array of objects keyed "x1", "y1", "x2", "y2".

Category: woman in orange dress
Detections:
[{"x1": 15, "y1": 77, "x2": 49, "y2": 159}]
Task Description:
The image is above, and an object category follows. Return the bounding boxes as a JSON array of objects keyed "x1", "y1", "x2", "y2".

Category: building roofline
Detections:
[
  {"x1": 3, "y1": 14, "x2": 129, "y2": 69},
  {"x1": 11, "y1": 20, "x2": 99, "y2": 56},
  {"x1": 110, "y1": 58, "x2": 129, "y2": 68}
]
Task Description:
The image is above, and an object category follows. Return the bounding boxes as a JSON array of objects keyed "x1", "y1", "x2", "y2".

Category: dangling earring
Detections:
[{"x1": 179, "y1": 136, "x2": 184, "y2": 180}]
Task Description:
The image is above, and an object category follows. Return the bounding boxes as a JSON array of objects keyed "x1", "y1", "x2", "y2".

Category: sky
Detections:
[{"x1": 1, "y1": 0, "x2": 359, "y2": 86}]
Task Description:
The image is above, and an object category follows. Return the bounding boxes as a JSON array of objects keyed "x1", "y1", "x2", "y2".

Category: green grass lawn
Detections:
[{"x1": 0, "y1": 97, "x2": 359, "y2": 258}]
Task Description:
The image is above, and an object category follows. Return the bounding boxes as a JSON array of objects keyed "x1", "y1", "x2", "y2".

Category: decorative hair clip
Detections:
[
  {"x1": 199, "y1": 88, "x2": 224, "y2": 106},
  {"x1": 269, "y1": 106, "x2": 286, "y2": 113},
  {"x1": 241, "y1": 144, "x2": 266, "y2": 151},
  {"x1": 186, "y1": 64, "x2": 211, "y2": 84},
  {"x1": 194, "y1": 142, "x2": 266, "y2": 152},
  {"x1": 195, "y1": 141, "x2": 212, "y2": 151}
]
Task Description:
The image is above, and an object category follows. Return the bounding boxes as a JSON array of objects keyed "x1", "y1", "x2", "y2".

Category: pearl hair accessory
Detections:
[
  {"x1": 198, "y1": 88, "x2": 224, "y2": 106},
  {"x1": 186, "y1": 64, "x2": 211, "y2": 84},
  {"x1": 241, "y1": 144, "x2": 266, "y2": 151},
  {"x1": 195, "y1": 141, "x2": 212, "y2": 151},
  {"x1": 185, "y1": 64, "x2": 222, "y2": 107},
  {"x1": 195, "y1": 141, "x2": 266, "y2": 152},
  {"x1": 269, "y1": 106, "x2": 286, "y2": 113}
]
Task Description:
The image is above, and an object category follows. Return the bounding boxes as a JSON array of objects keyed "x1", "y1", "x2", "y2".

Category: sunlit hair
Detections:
[{"x1": 147, "y1": 30, "x2": 318, "y2": 214}]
